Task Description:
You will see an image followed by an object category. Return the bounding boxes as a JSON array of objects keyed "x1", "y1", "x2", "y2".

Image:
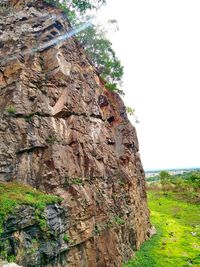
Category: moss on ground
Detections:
[
  {"x1": 0, "y1": 182, "x2": 62, "y2": 235},
  {"x1": 124, "y1": 191, "x2": 200, "y2": 267}
]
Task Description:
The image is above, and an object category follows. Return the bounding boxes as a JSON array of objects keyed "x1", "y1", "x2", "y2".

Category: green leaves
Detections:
[
  {"x1": 71, "y1": 0, "x2": 93, "y2": 13},
  {"x1": 55, "y1": 0, "x2": 106, "y2": 14},
  {"x1": 126, "y1": 107, "x2": 135, "y2": 116},
  {"x1": 77, "y1": 23, "x2": 124, "y2": 94},
  {"x1": 188, "y1": 172, "x2": 200, "y2": 188}
]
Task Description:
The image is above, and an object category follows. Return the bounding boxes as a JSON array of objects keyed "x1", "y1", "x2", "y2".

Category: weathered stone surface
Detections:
[
  {"x1": 0, "y1": 260, "x2": 22, "y2": 267},
  {"x1": 0, "y1": 0, "x2": 151, "y2": 266},
  {"x1": 0, "y1": 204, "x2": 67, "y2": 267}
]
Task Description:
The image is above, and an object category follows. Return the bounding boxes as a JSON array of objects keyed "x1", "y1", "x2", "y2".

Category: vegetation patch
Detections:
[
  {"x1": 93, "y1": 223, "x2": 101, "y2": 235},
  {"x1": 72, "y1": 178, "x2": 83, "y2": 185},
  {"x1": 114, "y1": 216, "x2": 125, "y2": 225},
  {"x1": 25, "y1": 113, "x2": 34, "y2": 122},
  {"x1": 0, "y1": 182, "x2": 62, "y2": 235},
  {"x1": 63, "y1": 233, "x2": 70, "y2": 243},
  {"x1": 5, "y1": 105, "x2": 16, "y2": 116},
  {"x1": 46, "y1": 134, "x2": 58, "y2": 144},
  {"x1": 64, "y1": 177, "x2": 84, "y2": 187},
  {"x1": 124, "y1": 191, "x2": 200, "y2": 267},
  {"x1": 147, "y1": 170, "x2": 200, "y2": 203}
]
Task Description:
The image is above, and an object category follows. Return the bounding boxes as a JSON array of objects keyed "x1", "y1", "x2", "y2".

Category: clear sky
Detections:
[{"x1": 98, "y1": 0, "x2": 200, "y2": 170}]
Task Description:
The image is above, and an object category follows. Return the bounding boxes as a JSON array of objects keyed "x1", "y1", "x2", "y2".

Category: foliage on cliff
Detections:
[
  {"x1": 44, "y1": 0, "x2": 124, "y2": 94},
  {"x1": 0, "y1": 182, "x2": 62, "y2": 234},
  {"x1": 44, "y1": 0, "x2": 106, "y2": 14},
  {"x1": 78, "y1": 23, "x2": 124, "y2": 94}
]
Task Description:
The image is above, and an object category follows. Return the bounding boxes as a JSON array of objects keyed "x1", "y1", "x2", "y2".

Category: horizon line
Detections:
[{"x1": 145, "y1": 166, "x2": 200, "y2": 172}]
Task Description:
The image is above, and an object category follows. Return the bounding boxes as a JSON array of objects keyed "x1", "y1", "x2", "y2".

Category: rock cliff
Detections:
[
  {"x1": 2, "y1": 204, "x2": 67, "y2": 266},
  {"x1": 0, "y1": 0, "x2": 151, "y2": 266}
]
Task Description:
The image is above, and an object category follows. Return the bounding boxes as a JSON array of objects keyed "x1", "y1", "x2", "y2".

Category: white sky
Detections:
[{"x1": 97, "y1": 0, "x2": 200, "y2": 170}]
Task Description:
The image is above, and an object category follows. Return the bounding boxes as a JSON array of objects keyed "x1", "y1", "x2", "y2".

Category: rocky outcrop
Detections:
[
  {"x1": 0, "y1": 0, "x2": 151, "y2": 266},
  {"x1": 1, "y1": 204, "x2": 67, "y2": 267}
]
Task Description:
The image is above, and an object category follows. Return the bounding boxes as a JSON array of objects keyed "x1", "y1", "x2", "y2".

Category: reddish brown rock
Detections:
[{"x1": 0, "y1": 0, "x2": 151, "y2": 266}]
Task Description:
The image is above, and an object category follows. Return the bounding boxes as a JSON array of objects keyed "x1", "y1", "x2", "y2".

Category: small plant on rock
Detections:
[
  {"x1": 114, "y1": 216, "x2": 125, "y2": 225},
  {"x1": 72, "y1": 178, "x2": 83, "y2": 185},
  {"x1": 94, "y1": 223, "x2": 100, "y2": 235},
  {"x1": 63, "y1": 234, "x2": 70, "y2": 243},
  {"x1": 25, "y1": 114, "x2": 34, "y2": 122},
  {"x1": 6, "y1": 105, "x2": 16, "y2": 116},
  {"x1": 46, "y1": 134, "x2": 57, "y2": 144}
]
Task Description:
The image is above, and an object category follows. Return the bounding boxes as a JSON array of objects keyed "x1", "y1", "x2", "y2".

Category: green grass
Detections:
[
  {"x1": 0, "y1": 182, "x2": 62, "y2": 235},
  {"x1": 124, "y1": 191, "x2": 200, "y2": 267}
]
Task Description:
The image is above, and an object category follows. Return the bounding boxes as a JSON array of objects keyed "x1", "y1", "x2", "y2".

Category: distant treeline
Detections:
[
  {"x1": 147, "y1": 170, "x2": 200, "y2": 184},
  {"x1": 147, "y1": 170, "x2": 200, "y2": 203},
  {"x1": 146, "y1": 176, "x2": 160, "y2": 182}
]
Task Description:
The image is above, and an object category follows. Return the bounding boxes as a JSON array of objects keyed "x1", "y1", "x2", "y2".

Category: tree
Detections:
[
  {"x1": 62, "y1": 0, "x2": 106, "y2": 14},
  {"x1": 44, "y1": 0, "x2": 106, "y2": 14},
  {"x1": 159, "y1": 171, "x2": 171, "y2": 192},
  {"x1": 77, "y1": 23, "x2": 124, "y2": 94},
  {"x1": 188, "y1": 172, "x2": 200, "y2": 189}
]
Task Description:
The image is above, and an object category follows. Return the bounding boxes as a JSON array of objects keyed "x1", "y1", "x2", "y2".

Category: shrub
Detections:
[
  {"x1": 159, "y1": 171, "x2": 171, "y2": 192},
  {"x1": 188, "y1": 172, "x2": 200, "y2": 188}
]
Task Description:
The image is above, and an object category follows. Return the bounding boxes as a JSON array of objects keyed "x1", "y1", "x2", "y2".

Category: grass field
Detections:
[{"x1": 124, "y1": 191, "x2": 200, "y2": 267}]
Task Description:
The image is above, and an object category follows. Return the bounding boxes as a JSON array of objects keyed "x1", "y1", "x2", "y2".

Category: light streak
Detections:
[
  {"x1": 0, "y1": 20, "x2": 92, "y2": 64},
  {"x1": 35, "y1": 21, "x2": 92, "y2": 52}
]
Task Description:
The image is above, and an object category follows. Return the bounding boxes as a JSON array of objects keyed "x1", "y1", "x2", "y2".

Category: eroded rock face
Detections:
[
  {"x1": 0, "y1": 262, "x2": 22, "y2": 267},
  {"x1": 1, "y1": 205, "x2": 67, "y2": 267},
  {"x1": 0, "y1": 0, "x2": 151, "y2": 266}
]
